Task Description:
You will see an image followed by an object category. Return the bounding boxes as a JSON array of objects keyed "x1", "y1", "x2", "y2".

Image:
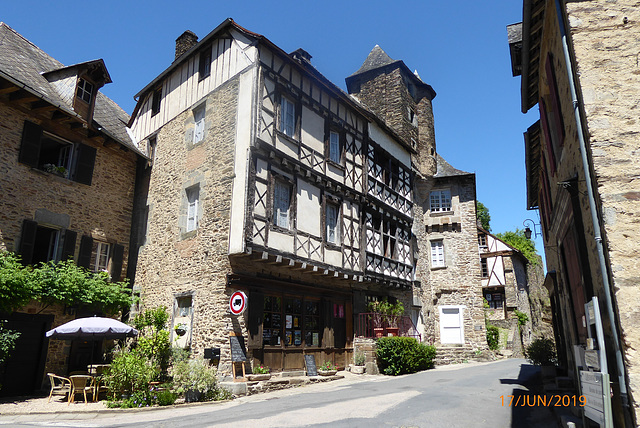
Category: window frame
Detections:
[
  {"x1": 151, "y1": 87, "x2": 162, "y2": 117},
  {"x1": 76, "y1": 78, "x2": 94, "y2": 104},
  {"x1": 279, "y1": 95, "x2": 296, "y2": 139},
  {"x1": 186, "y1": 186, "x2": 200, "y2": 233},
  {"x1": 273, "y1": 179, "x2": 292, "y2": 230},
  {"x1": 430, "y1": 239, "x2": 445, "y2": 268},
  {"x1": 95, "y1": 241, "x2": 111, "y2": 272},
  {"x1": 198, "y1": 46, "x2": 212, "y2": 80},
  {"x1": 192, "y1": 104, "x2": 206, "y2": 145},
  {"x1": 327, "y1": 130, "x2": 343, "y2": 165},
  {"x1": 325, "y1": 201, "x2": 340, "y2": 245},
  {"x1": 430, "y1": 189, "x2": 452, "y2": 213},
  {"x1": 481, "y1": 258, "x2": 488, "y2": 278}
]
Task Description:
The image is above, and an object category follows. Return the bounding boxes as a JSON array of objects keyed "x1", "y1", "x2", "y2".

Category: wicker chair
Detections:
[
  {"x1": 68, "y1": 375, "x2": 94, "y2": 405},
  {"x1": 47, "y1": 373, "x2": 71, "y2": 403}
]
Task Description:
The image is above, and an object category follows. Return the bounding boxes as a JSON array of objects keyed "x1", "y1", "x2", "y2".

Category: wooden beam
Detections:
[
  {"x1": 0, "y1": 85, "x2": 19, "y2": 95},
  {"x1": 294, "y1": 262, "x2": 307, "y2": 271},
  {"x1": 267, "y1": 255, "x2": 282, "y2": 265},
  {"x1": 9, "y1": 91, "x2": 39, "y2": 103}
]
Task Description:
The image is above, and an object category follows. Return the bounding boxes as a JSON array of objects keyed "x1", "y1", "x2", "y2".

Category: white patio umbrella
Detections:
[
  {"x1": 46, "y1": 317, "x2": 138, "y2": 340},
  {"x1": 46, "y1": 317, "x2": 138, "y2": 368}
]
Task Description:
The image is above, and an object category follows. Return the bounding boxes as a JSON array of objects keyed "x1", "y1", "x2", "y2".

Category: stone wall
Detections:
[
  {"x1": 135, "y1": 76, "x2": 240, "y2": 374},
  {"x1": 0, "y1": 102, "x2": 138, "y2": 279}
]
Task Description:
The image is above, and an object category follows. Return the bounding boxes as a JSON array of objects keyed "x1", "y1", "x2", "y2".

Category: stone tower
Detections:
[{"x1": 345, "y1": 45, "x2": 437, "y2": 177}]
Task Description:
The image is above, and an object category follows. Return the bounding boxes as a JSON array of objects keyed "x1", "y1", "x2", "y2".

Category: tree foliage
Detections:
[
  {"x1": 0, "y1": 251, "x2": 135, "y2": 313},
  {"x1": 476, "y1": 201, "x2": 491, "y2": 231},
  {"x1": 496, "y1": 229, "x2": 539, "y2": 265}
]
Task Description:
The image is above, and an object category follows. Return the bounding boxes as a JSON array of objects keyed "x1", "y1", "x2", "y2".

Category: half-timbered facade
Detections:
[{"x1": 130, "y1": 19, "x2": 487, "y2": 373}]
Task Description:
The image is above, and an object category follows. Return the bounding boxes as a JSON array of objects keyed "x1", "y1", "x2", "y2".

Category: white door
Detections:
[{"x1": 439, "y1": 306, "x2": 464, "y2": 344}]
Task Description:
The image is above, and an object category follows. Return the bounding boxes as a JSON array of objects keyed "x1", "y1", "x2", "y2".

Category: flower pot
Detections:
[
  {"x1": 386, "y1": 327, "x2": 399, "y2": 337},
  {"x1": 175, "y1": 328, "x2": 187, "y2": 337},
  {"x1": 247, "y1": 374, "x2": 271, "y2": 381},
  {"x1": 317, "y1": 369, "x2": 337, "y2": 376},
  {"x1": 184, "y1": 390, "x2": 202, "y2": 403},
  {"x1": 374, "y1": 327, "x2": 385, "y2": 338},
  {"x1": 351, "y1": 365, "x2": 365, "y2": 374}
]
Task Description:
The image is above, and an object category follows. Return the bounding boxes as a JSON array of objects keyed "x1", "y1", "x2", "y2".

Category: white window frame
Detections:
[
  {"x1": 186, "y1": 187, "x2": 199, "y2": 232},
  {"x1": 76, "y1": 78, "x2": 93, "y2": 103},
  {"x1": 193, "y1": 105, "x2": 206, "y2": 144},
  {"x1": 329, "y1": 131, "x2": 340, "y2": 164},
  {"x1": 95, "y1": 242, "x2": 111, "y2": 272},
  {"x1": 273, "y1": 180, "x2": 291, "y2": 229},
  {"x1": 280, "y1": 96, "x2": 295, "y2": 137},
  {"x1": 326, "y1": 203, "x2": 339, "y2": 244},
  {"x1": 430, "y1": 189, "x2": 452, "y2": 212},
  {"x1": 430, "y1": 240, "x2": 445, "y2": 268}
]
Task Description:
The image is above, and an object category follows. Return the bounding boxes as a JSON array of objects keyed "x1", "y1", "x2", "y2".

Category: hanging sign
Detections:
[{"x1": 229, "y1": 291, "x2": 247, "y2": 316}]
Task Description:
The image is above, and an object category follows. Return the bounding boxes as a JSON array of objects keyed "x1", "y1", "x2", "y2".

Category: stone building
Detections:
[
  {"x1": 509, "y1": 0, "x2": 640, "y2": 425},
  {"x1": 0, "y1": 23, "x2": 144, "y2": 396},
  {"x1": 129, "y1": 19, "x2": 486, "y2": 374}
]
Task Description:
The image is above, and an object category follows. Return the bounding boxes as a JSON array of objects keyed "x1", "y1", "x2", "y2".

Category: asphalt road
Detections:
[{"x1": 0, "y1": 359, "x2": 558, "y2": 428}]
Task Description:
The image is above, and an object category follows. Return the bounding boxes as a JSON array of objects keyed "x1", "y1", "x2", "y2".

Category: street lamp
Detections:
[{"x1": 523, "y1": 219, "x2": 541, "y2": 240}]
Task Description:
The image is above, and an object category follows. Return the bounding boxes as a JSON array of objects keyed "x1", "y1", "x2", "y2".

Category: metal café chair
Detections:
[
  {"x1": 68, "y1": 375, "x2": 94, "y2": 405},
  {"x1": 47, "y1": 373, "x2": 71, "y2": 402}
]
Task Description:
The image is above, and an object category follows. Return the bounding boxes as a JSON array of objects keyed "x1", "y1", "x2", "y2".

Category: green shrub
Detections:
[
  {"x1": 514, "y1": 310, "x2": 529, "y2": 328},
  {"x1": 486, "y1": 325, "x2": 500, "y2": 350},
  {"x1": 525, "y1": 338, "x2": 557, "y2": 366},
  {"x1": 170, "y1": 358, "x2": 230, "y2": 402},
  {"x1": 376, "y1": 337, "x2": 436, "y2": 376},
  {"x1": 104, "y1": 347, "x2": 159, "y2": 397},
  {"x1": 354, "y1": 352, "x2": 366, "y2": 366}
]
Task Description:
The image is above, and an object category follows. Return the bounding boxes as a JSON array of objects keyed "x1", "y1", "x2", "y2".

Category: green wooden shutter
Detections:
[
  {"x1": 247, "y1": 290, "x2": 264, "y2": 348},
  {"x1": 19, "y1": 219, "x2": 38, "y2": 265},
  {"x1": 73, "y1": 144, "x2": 96, "y2": 185},
  {"x1": 18, "y1": 121, "x2": 42, "y2": 168},
  {"x1": 77, "y1": 235, "x2": 93, "y2": 268},
  {"x1": 110, "y1": 243, "x2": 124, "y2": 281},
  {"x1": 60, "y1": 230, "x2": 77, "y2": 261}
]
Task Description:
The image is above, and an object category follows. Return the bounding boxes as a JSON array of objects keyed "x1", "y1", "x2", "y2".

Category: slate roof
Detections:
[
  {"x1": 0, "y1": 22, "x2": 139, "y2": 153},
  {"x1": 349, "y1": 45, "x2": 400, "y2": 77},
  {"x1": 434, "y1": 153, "x2": 472, "y2": 178}
]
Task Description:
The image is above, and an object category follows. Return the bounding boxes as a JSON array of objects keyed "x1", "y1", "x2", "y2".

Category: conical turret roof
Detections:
[{"x1": 349, "y1": 45, "x2": 400, "y2": 77}]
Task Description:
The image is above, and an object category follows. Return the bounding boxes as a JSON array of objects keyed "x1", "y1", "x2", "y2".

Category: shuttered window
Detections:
[
  {"x1": 95, "y1": 242, "x2": 111, "y2": 272},
  {"x1": 193, "y1": 105, "x2": 205, "y2": 144}
]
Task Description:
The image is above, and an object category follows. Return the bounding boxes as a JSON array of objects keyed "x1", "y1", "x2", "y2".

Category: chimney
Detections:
[
  {"x1": 291, "y1": 48, "x2": 312, "y2": 64},
  {"x1": 175, "y1": 30, "x2": 198, "y2": 60}
]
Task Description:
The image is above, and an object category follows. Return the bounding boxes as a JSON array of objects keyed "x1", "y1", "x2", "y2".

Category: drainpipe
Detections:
[{"x1": 554, "y1": 0, "x2": 630, "y2": 418}]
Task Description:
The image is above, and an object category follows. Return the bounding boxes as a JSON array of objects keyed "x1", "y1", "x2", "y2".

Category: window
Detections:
[
  {"x1": 176, "y1": 296, "x2": 193, "y2": 317},
  {"x1": 198, "y1": 47, "x2": 211, "y2": 80},
  {"x1": 481, "y1": 258, "x2": 488, "y2": 278},
  {"x1": 279, "y1": 96, "x2": 295, "y2": 137},
  {"x1": 430, "y1": 190, "x2": 451, "y2": 212},
  {"x1": 485, "y1": 293, "x2": 503, "y2": 310},
  {"x1": 431, "y1": 240, "x2": 445, "y2": 268},
  {"x1": 193, "y1": 105, "x2": 205, "y2": 144},
  {"x1": 478, "y1": 234, "x2": 487, "y2": 248},
  {"x1": 148, "y1": 136, "x2": 157, "y2": 166},
  {"x1": 151, "y1": 87, "x2": 162, "y2": 116},
  {"x1": 18, "y1": 121, "x2": 97, "y2": 185},
  {"x1": 326, "y1": 203, "x2": 339, "y2": 244},
  {"x1": 408, "y1": 106, "x2": 417, "y2": 127},
  {"x1": 263, "y1": 295, "x2": 321, "y2": 348},
  {"x1": 95, "y1": 242, "x2": 111, "y2": 272},
  {"x1": 383, "y1": 221, "x2": 397, "y2": 259},
  {"x1": 329, "y1": 131, "x2": 341, "y2": 164},
  {"x1": 186, "y1": 186, "x2": 199, "y2": 232},
  {"x1": 273, "y1": 180, "x2": 291, "y2": 229},
  {"x1": 76, "y1": 78, "x2": 94, "y2": 103}
]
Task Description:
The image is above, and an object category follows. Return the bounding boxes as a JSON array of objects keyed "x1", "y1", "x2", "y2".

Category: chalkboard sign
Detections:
[
  {"x1": 304, "y1": 354, "x2": 317, "y2": 376},
  {"x1": 229, "y1": 334, "x2": 247, "y2": 362}
]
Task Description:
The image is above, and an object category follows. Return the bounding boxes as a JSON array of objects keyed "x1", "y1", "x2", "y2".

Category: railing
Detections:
[{"x1": 355, "y1": 312, "x2": 421, "y2": 342}]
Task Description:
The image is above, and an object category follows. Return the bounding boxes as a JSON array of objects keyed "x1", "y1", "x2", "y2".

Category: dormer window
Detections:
[{"x1": 76, "y1": 78, "x2": 94, "y2": 103}]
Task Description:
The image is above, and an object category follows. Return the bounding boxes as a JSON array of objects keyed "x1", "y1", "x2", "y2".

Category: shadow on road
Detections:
[{"x1": 501, "y1": 363, "x2": 558, "y2": 428}]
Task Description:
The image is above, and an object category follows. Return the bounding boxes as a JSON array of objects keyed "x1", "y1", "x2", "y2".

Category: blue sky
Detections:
[{"x1": 2, "y1": 0, "x2": 543, "y2": 255}]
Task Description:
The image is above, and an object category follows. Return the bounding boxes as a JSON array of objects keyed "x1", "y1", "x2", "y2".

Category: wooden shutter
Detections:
[
  {"x1": 19, "y1": 219, "x2": 38, "y2": 265},
  {"x1": 60, "y1": 230, "x2": 77, "y2": 261},
  {"x1": 110, "y1": 243, "x2": 124, "y2": 281},
  {"x1": 247, "y1": 290, "x2": 264, "y2": 348},
  {"x1": 18, "y1": 121, "x2": 42, "y2": 168},
  {"x1": 321, "y1": 299, "x2": 333, "y2": 348},
  {"x1": 77, "y1": 235, "x2": 93, "y2": 269},
  {"x1": 73, "y1": 143, "x2": 96, "y2": 185},
  {"x1": 539, "y1": 98, "x2": 557, "y2": 175}
]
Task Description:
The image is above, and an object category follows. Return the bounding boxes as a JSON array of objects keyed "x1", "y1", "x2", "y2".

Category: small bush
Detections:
[
  {"x1": 376, "y1": 337, "x2": 436, "y2": 376},
  {"x1": 486, "y1": 325, "x2": 500, "y2": 350},
  {"x1": 525, "y1": 338, "x2": 557, "y2": 366},
  {"x1": 354, "y1": 353, "x2": 366, "y2": 366},
  {"x1": 171, "y1": 358, "x2": 229, "y2": 402},
  {"x1": 252, "y1": 364, "x2": 270, "y2": 374},
  {"x1": 104, "y1": 347, "x2": 159, "y2": 397}
]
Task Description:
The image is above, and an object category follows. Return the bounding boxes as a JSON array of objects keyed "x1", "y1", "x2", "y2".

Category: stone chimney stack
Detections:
[{"x1": 175, "y1": 30, "x2": 198, "y2": 60}]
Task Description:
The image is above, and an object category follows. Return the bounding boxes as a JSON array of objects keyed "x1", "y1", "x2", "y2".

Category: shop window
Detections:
[
  {"x1": 263, "y1": 295, "x2": 282, "y2": 346},
  {"x1": 262, "y1": 295, "x2": 320, "y2": 348}
]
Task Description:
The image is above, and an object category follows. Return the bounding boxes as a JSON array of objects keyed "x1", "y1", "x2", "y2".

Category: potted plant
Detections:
[
  {"x1": 247, "y1": 364, "x2": 271, "y2": 381},
  {"x1": 318, "y1": 361, "x2": 338, "y2": 376},
  {"x1": 174, "y1": 323, "x2": 187, "y2": 337},
  {"x1": 352, "y1": 352, "x2": 366, "y2": 374},
  {"x1": 170, "y1": 358, "x2": 218, "y2": 402},
  {"x1": 525, "y1": 337, "x2": 557, "y2": 379},
  {"x1": 368, "y1": 301, "x2": 386, "y2": 338},
  {"x1": 385, "y1": 301, "x2": 404, "y2": 337}
]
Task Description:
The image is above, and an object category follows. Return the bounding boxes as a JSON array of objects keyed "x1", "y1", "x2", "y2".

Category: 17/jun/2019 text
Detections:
[{"x1": 501, "y1": 395, "x2": 586, "y2": 407}]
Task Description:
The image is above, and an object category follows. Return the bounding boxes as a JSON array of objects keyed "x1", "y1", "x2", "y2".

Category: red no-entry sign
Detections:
[{"x1": 229, "y1": 291, "x2": 247, "y2": 316}]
